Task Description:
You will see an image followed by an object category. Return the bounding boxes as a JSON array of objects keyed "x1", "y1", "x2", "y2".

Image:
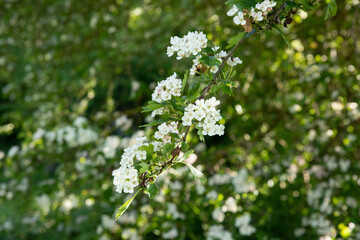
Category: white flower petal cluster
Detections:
[
  {"x1": 167, "y1": 31, "x2": 208, "y2": 60},
  {"x1": 189, "y1": 55, "x2": 202, "y2": 76},
  {"x1": 228, "y1": 0, "x2": 276, "y2": 25},
  {"x1": 212, "y1": 208, "x2": 225, "y2": 222},
  {"x1": 227, "y1": 57, "x2": 243, "y2": 67},
  {"x1": 42, "y1": 117, "x2": 98, "y2": 147},
  {"x1": 232, "y1": 169, "x2": 256, "y2": 193},
  {"x1": 152, "y1": 141, "x2": 166, "y2": 151},
  {"x1": 234, "y1": 12, "x2": 246, "y2": 25},
  {"x1": 182, "y1": 97, "x2": 225, "y2": 136},
  {"x1": 235, "y1": 213, "x2": 256, "y2": 236},
  {"x1": 250, "y1": 8, "x2": 264, "y2": 21},
  {"x1": 113, "y1": 137, "x2": 149, "y2": 193},
  {"x1": 227, "y1": 5, "x2": 246, "y2": 26},
  {"x1": 101, "y1": 136, "x2": 121, "y2": 159},
  {"x1": 210, "y1": 66, "x2": 219, "y2": 73},
  {"x1": 154, "y1": 122, "x2": 179, "y2": 143},
  {"x1": 112, "y1": 166, "x2": 138, "y2": 194},
  {"x1": 227, "y1": 5, "x2": 238, "y2": 17},
  {"x1": 207, "y1": 225, "x2": 233, "y2": 240},
  {"x1": 151, "y1": 107, "x2": 167, "y2": 117},
  {"x1": 151, "y1": 73, "x2": 182, "y2": 103},
  {"x1": 255, "y1": 0, "x2": 277, "y2": 12}
]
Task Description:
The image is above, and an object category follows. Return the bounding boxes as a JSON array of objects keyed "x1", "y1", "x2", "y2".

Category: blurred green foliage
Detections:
[{"x1": 0, "y1": 0, "x2": 359, "y2": 239}]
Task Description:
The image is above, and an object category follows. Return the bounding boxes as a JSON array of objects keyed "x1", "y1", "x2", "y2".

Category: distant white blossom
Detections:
[
  {"x1": 235, "y1": 213, "x2": 256, "y2": 236},
  {"x1": 162, "y1": 228, "x2": 179, "y2": 239},
  {"x1": 207, "y1": 225, "x2": 233, "y2": 240}
]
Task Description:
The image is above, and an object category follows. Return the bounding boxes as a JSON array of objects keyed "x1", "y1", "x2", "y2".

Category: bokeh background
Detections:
[{"x1": 1, "y1": 0, "x2": 359, "y2": 239}]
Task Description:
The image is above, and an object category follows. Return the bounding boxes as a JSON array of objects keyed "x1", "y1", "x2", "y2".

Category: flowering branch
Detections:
[{"x1": 112, "y1": 0, "x2": 322, "y2": 218}]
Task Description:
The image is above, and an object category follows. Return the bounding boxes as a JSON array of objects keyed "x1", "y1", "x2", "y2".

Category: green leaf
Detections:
[
  {"x1": 182, "y1": 70, "x2": 189, "y2": 94},
  {"x1": 169, "y1": 97, "x2": 184, "y2": 112},
  {"x1": 197, "y1": 128, "x2": 205, "y2": 142},
  {"x1": 188, "y1": 79, "x2": 201, "y2": 96},
  {"x1": 181, "y1": 142, "x2": 189, "y2": 151},
  {"x1": 222, "y1": 83, "x2": 234, "y2": 96},
  {"x1": 115, "y1": 189, "x2": 140, "y2": 220},
  {"x1": 164, "y1": 143, "x2": 175, "y2": 155},
  {"x1": 324, "y1": 0, "x2": 337, "y2": 20},
  {"x1": 147, "y1": 183, "x2": 159, "y2": 199},
  {"x1": 138, "y1": 144, "x2": 154, "y2": 157},
  {"x1": 226, "y1": 32, "x2": 246, "y2": 49},
  {"x1": 184, "y1": 162, "x2": 207, "y2": 183},
  {"x1": 139, "y1": 162, "x2": 149, "y2": 174},
  {"x1": 299, "y1": 0, "x2": 320, "y2": 10},
  {"x1": 200, "y1": 56, "x2": 221, "y2": 67},
  {"x1": 142, "y1": 101, "x2": 164, "y2": 112},
  {"x1": 272, "y1": 25, "x2": 290, "y2": 49},
  {"x1": 225, "y1": 0, "x2": 256, "y2": 10},
  {"x1": 187, "y1": 88, "x2": 203, "y2": 102},
  {"x1": 142, "y1": 101, "x2": 165, "y2": 113},
  {"x1": 181, "y1": 149, "x2": 194, "y2": 162},
  {"x1": 140, "y1": 119, "x2": 172, "y2": 128},
  {"x1": 202, "y1": 46, "x2": 215, "y2": 54}
]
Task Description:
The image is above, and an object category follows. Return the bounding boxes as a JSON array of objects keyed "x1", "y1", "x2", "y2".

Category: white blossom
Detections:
[
  {"x1": 112, "y1": 166, "x2": 139, "y2": 193},
  {"x1": 207, "y1": 225, "x2": 233, "y2": 240},
  {"x1": 151, "y1": 73, "x2": 182, "y2": 103},
  {"x1": 233, "y1": 12, "x2": 246, "y2": 25},
  {"x1": 210, "y1": 66, "x2": 219, "y2": 73},
  {"x1": 167, "y1": 31, "x2": 208, "y2": 60},
  {"x1": 227, "y1": 5, "x2": 238, "y2": 16},
  {"x1": 212, "y1": 208, "x2": 225, "y2": 222},
  {"x1": 228, "y1": 0, "x2": 277, "y2": 25},
  {"x1": 182, "y1": 97, "x2": 224, "y2": 137},
  {"x1": 113, "y1": 137, "x2": 152, "y2": 194},
  {"x1": 250, "y1": 8, "x2": 264, "y2": 21},
  {"x1": 235, "y1": 213, "x2": 256, "y2": 236},
  {"x1": 255, "y1": 0, "x2": 276, "y2": 12},
  {"x1": 227, "y1": 57, "x2": 243, "y2": 67},
  {"x1": 154, "y1": 121, "x2": 179, "y2": 143},
  {"x1": 162, "y1": 228, "x2": 179, "y2": 239}
]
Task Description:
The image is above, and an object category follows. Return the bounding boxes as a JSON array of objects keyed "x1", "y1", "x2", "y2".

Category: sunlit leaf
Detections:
[
  {"x1": 184, "y1": 162, "x2": 207, "y2": 183},
  {"x1": 115, "y1": 189, "x2": 140, "y2": 220},
  {"x1": 324, "y1": 0, "x2": 337, "y2": 20}
]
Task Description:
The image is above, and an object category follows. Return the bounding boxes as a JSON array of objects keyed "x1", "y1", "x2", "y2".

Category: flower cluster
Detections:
[
  {"x1": 154, "y1": 122, "x2": 179, "y2": 143},
  {"x1": 33, "y1": 117, "x2": 98, "y2": 148},
  {"x1": 235, "y1": 213, "x2": 256, "y2": 236},
  {"x1": 207, "y1": 225, "x2": 233, "y2": 240},
  {"x1": 227, "y1": 0, "x2": 276, "y2": 25},
  {"x1": 151, "y1": 73, "x2": 182, "y2": 103},
  {"x1": 182, "y1": 97, "x2": 225, "y2": 136},
  {"x1": 151, "y1": 107, "x2": 166, "y2": 117},
  {"x1": 167, "y1": 31, "x2": 208, "y2": 60},
  {"x1": 112, "y1": 137, "x2": 148, "y2": 193}
]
